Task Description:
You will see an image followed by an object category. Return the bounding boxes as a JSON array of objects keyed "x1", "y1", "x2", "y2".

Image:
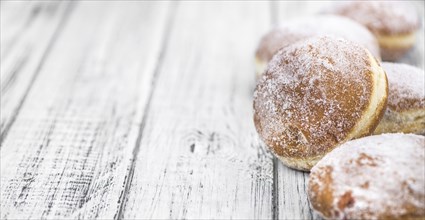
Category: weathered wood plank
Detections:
[
  {"x1": 274, "y1": 1, "x2": 424, "y2": 219},
  {"x1": 121, "y1": 2, "x2": 273, "y2": 219},
  {"x1": 0, "y1": 1, "x2": 72, "y2": 140},
  {"x1": 0, "y1": 2, "x2": 171, "y2": 219},
  {"x1": 275, "y1": 163, "x2": 322, "y2": 219}
]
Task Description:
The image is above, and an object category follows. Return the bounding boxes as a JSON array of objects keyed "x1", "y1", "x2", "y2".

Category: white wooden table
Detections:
[{"x1": 1, "y1": 1, "x2": 424, "y2": 219}]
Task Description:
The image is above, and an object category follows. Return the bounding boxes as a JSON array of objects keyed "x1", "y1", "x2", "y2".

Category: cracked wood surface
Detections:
[
  {"x1": 0, "y1": 1, "x2": 71, "y2": 139},
  {"x1": 1, "y1": 1, "x2": 423, "y2": 219},
  {"x1": 1, "y1": 1, "x2": 170, "y2": 219},
  {"x1": 121, "y1": 2, "x2": 273, "y2": 219}
]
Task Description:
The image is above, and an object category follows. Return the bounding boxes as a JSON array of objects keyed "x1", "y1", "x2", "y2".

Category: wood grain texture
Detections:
[
  {"x1": 0, "y1": 2, "x2": 170, "y2": 219},
  {"x1": 121, "y1": 2, "x2": 274, "y2": 219},
  {"x1": 1, "y1": 1, "x2": 423, "y2": 219},
  {"x1": 275, "y1": 163, "x2": 322, "y2": 220},
  {"x1": 0, "y1": 1, "x2": 71, "y2": 141}
]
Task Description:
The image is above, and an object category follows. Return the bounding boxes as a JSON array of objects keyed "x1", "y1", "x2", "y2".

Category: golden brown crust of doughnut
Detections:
[
  {"x1": 374, "y1": 109, "x2": 425, "y2": 135},
  {"x1": 325, "y1": 1, "x2": 420, "y2": 36},
  {"x1": 389, "y1": 89, "x2": 424, "y2": 112},
  {"x1": 309, "y1": 165, "x2": 335, "y2": 217},
  {"x1": 255, "y1": 26, "x2": 311, "y2": 63},
  {"x1": 308, "y1": 134, "x2": 425, "y2": 220},
  {"x1": 382, "y1": 63, "x2": 425, "y2": 112},
  {"x1": 324, "y1": 1, "x2": 420, "y2": 61},
  {"x1": 254, "y1": 15, "x2": 381, "y2": 66},
  {"x1": 253, "y1": 36, "x2": 387, "y2": 170},
  {"x1": 376, "y1": 31, "x2": 417, "y2": 58},
  {"x1": 374, "y1": 63, "x2": 425, "y2": 135}
]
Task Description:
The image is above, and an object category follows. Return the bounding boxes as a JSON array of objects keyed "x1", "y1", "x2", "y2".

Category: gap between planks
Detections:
[
  {"x1": 1, "y1": 2, "x2": 172, "y2": 219},
  {"x1": 121, "y1": 2, "x2": 273, "y2": 219},
  {"x1": 114, "y1": 2, "x2": 178, "y2": 219},
  {"x1": 0, "y1": 1, "x2": 75, "y2": 144}
]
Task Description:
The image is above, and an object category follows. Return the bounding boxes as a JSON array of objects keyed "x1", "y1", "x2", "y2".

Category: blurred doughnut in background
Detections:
[
  {"x1": 323, "y1": 1, "x2": 421, "y2": 61},
  {"x1": 255, "y1": 15, "x2": 380, "y2": 77}
]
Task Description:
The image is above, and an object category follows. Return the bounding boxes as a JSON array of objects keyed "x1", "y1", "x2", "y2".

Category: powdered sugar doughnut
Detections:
[
  {"x1": 253, "y1": 36, "x2": 388, "y2": 171},
  {"x1": 308, "y1": 134, "x2": 425, "y2": 220},
  {"x1": 374, "y1": 63, "x2": 425, "y2": 134},
  {"x1": 324, "y1": 1, "x2": 420, "y2": 61},
  {"x1": 255, "y1": 15, "x2": 380, "y2": 77}
]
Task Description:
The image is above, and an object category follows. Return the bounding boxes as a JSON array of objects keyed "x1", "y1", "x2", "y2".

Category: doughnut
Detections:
[
  {"x1": 255, "y1": 25, "x2": 311, "y2": 78},
  {"x1": 324, "y1": 1, "x2": 420, "y2": 61},
  {"x1": 255, "y1": 15, "x2": 380, "y2": 77},
  {"x1": 308, "y1": 134, "x2": 425, "y2": 220},
  {"x1": 374, "y1": 62, "x2": 425, "y2": 135},
  {"x1": 253, "y1": 36, "x2": 388, "y2": 171}
]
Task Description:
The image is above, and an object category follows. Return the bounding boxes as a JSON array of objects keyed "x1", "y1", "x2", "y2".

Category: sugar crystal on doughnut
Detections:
[
  {"x1": 309, "y1": 134, "x2": 425, "y2": 219},
  {"x1": 254, "y1": 15, "x2": 381, "y2": 77},
  {"x1": 253, "y1": 36, "x2": 388, "y2": 170},
  {"x1": 374, "y1": 62, "x2": 425, "y2": 134},
  {"x1": 324, "y1": 1, "x2": 421, "y2": 61},
  {"x1": 325, "y1": 1, "x2": 420, "y2": 35},
  {"x1": 382, "y1": 62, "x2": 425, "y2": 111}
]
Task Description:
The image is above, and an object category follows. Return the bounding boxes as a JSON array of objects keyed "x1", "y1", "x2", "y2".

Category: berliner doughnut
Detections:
[
  {"x1": 253, "y1": 36, "x2": 388, "y2": 171},
  {"x1": 374, "y1": 62, "x2": 425, "y2": 135},
  {"x1": 308, "y1": 134, "x2": 425, "y2": 220},
  {"x1": 255, "y1": 15, "x2": 380, "y2": 77},
  {"x1": 324, "y1": 1, "x2": 420, "y2": 61}
]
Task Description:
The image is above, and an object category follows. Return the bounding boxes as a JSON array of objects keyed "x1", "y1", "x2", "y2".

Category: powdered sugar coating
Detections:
[
  {"x1": 309, "y1": 134, "x2": 425, "y2": 219},
  {"x1": 253, "y1": 36, "x2": 374, "y2": 160},
  {"x1": 255, "y1": 15, "x2": 380, "y2": 62},
  {"x1": 382, "y1": 62, "x2": 425, "y2": 112},
  {"x1": 325, "y1": 1, "x2": 420, "y2": 35},
  {"x1": 255, "y1": 25, "x2": 313, "y2": 62}
]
